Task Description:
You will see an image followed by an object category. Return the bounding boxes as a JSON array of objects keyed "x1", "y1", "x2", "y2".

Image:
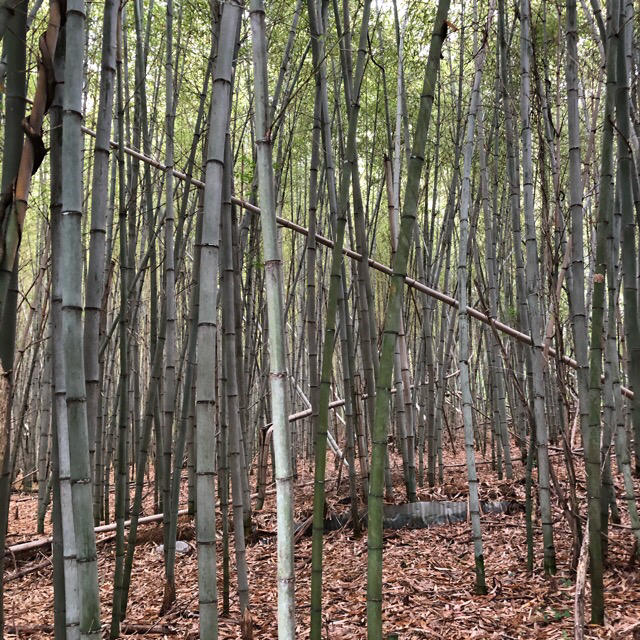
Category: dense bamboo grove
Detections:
[{"x1": 0, "y1": 0, "x2": 639, "y2": 637}]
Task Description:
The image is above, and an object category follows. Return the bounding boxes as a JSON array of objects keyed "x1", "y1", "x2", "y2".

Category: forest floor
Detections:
[{"x1": 3, "y1": 441, "x2": 640, "y2": 639}]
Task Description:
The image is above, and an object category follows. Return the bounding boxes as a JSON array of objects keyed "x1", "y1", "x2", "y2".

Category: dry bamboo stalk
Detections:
[
  {"x1": 574, "y1": 522, "x2": 589, "y2": 640},
  {"x1": 0, "y1": 1, "x2": 64, "y2": 292},
  {"x1": 4, "y1": 508, "x2": 188, "y2": 556}
]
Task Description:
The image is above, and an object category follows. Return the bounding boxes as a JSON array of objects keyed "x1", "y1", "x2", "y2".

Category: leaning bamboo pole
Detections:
[
  {"x1": 366, "y1": 0, "x2": 449, "y2": 635},
  {"x1": 78, "y1": 127, "x2": 634, "y2": 401}
]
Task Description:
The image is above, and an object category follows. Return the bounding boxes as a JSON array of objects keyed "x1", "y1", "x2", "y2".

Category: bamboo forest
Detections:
[{"x1": 1, "y1": 0, "x2": 640, "y2": 637}]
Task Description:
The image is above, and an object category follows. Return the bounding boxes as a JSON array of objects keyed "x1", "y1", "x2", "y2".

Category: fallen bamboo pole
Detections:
[
  {"x1": 5, "y1": 623, "x2": 176, "y2": 636},
  {"x1": 4, "y1": 508, "x2": 189, "y2": 557}
]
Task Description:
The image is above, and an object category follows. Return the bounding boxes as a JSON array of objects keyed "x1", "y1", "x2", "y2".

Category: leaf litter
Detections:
[{"x1": 3, "y1": 447, "x2": 640, "y2": 639}]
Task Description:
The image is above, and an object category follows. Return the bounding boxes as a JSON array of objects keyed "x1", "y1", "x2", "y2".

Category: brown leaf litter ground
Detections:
[{"x1": 3, "y1": 445, "x2": 640, "y2": 639}]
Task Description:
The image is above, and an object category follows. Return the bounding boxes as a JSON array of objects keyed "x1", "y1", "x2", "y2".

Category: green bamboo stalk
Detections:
[
  {"x1": 163, "y1": 157, "x2": 206, "y2": 615},
  {"x1": 84, "y1": 0, "x2": 118, "y2": 486},
  {"x1": 195, "y1": 3, "x2": 242, "y2": 637},
  {"x1": 307, "y1": 0, "x2": 372, "y2": 634},
  {"x1": 50, "y1": 386, "x2": 68, "y2": 640},
  {"x1": 586, "y1": 0, "x2": 620, "y2": 624},
  {"x1": 337, "y1": 265, "x2": 361, "y2": 528},
  {"x1": 477, "y1": 96, "x2": 512, "y2": 480},
  {"x1": 367, "y1": 2, "x2": 449, "y2": 636},
  {"x1": 565, "y1": 0, "x2": 590, "y2": 483},
  {"x1": 36, "y1": 333, "x2": 52, "y2": 534},
  {"x1": 60, "y1": 1, "x2": 101, "y2": 636},
  {"x1": 109, "y1": 9, "x2": 129, "y2": 635},
  {"x1": 161, "y1": 0, "x2": 177, "y2": 570},
  {"x1": 50, "y1": 23, "x2": 81, "y2": 640},
  {"x1": 457, "y1": 3, "x2": 492, "y2": 594},
  {"x1": 94, "y1": 167, "x2": 116, "y2": 524},
  {"x1": 385, "y1": 158, "x2": 417, "y2": 501},
  {"x1": 497, "y1": 0, "x2": 531, "y2": 465},
  {"x1": 520, "y1": 0, "x2": 556, "y2": 575},
  {"x1": 305, "y1": 83, "x2": 321, "y2": 497},
  {"x1": 601, "y1": 192, "x2": 621, "y2": 545},
  {"x1": 221, "y1": 136, "x2": 250, "y2": 613},
  {"x1": 616, "y1": 0, "x2": 640, "y2": 476},
  {"x1": 332, "y1": 0, "x2": 378, "y2": 437},
  {"x1": 120, "y1": 312, "x2": 166, "y2": 616},
  {"x1": 610, "y1": 0, "x2": 640, "y2": 553},
  {"x1": 387, "y1": 15, "x2": 418, "y2": 497},
  {"x1": 0, "y1": 10, "x2": 27, "y2": 630},
  {"x1": 218, "y1": 376, "x2": 231, "y2": 616},
  {"x1": 250, "y1": 1, "x2": 295, "y2": 636}
]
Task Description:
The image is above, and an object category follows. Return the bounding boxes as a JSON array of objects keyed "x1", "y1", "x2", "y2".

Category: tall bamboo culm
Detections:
[
  {"x1": 195, "y1": 3, "x2": 241, "y2": 638},
  {"x1": 61, "y1": 0, "x2": 102, "y2": 636},
  {"x1": 457, "y1": 0, "x2": 492, "y2": 596},
  {"x1": 250, "y1": 1, "x2": 296, "y2": 636},
  {"x1": 367, "y1": 1, "x2": 449, "y2": 637},
  {"x1": 586, "y1": 0, "x2": 620, "y2": 624}
]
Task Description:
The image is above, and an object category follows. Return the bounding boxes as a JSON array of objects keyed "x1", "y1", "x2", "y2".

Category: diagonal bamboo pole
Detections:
[{"x1": 78, "y1": 127, "x2": 634, "y2": 401}]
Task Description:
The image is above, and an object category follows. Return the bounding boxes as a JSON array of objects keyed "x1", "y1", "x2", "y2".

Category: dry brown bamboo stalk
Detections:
[{"x1": 0, "y1": 1, "x2": 64, "y2": 272}]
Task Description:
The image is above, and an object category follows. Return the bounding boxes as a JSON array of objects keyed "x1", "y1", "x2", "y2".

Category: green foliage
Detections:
[{"x1": 541, "y1": 607, "x2": 571, "y2": 623}]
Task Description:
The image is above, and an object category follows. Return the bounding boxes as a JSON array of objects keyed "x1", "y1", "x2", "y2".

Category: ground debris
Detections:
[{"x1": 3, "y1": 452, "x2": 640, "y2": 639}]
